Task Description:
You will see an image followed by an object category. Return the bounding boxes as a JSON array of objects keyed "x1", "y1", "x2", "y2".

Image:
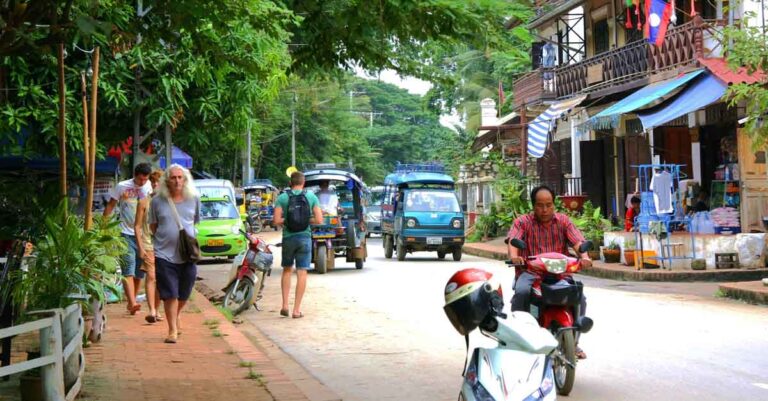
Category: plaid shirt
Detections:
[{"x1": 507, "y1": 213, "x2": 585, "y2": 260}]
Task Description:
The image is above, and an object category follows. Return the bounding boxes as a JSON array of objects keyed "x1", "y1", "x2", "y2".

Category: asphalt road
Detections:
[{"x1": 197, "y1": 233, "x2": 768, "y2": 401}]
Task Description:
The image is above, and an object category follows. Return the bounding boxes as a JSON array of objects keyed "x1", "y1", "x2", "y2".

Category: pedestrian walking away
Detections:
[
  {"x1": 134, "y1": 169, "x2": 164, "y2": 323},
  {"x1": 273, "y1": 171, "x2": 323, "y2": 319},
  {"x1": 149, "y1": 164, "x2": 201, "y2": 343},
  {"x1": 103, "y1": 162, "x2": 153, "y2": 316}
]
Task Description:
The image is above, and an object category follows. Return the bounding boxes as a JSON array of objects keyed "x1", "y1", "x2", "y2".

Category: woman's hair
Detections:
[{"x1": 156, "y1": 164, "x2": 197, "y2": 200}]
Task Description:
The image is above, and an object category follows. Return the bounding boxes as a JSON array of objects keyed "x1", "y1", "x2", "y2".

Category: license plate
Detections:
[
  {"x1": 207, "y1": 239, "x2": 224, "y2": 246},
  {"x1": 427, "y1": 237, "x2": 442, "y2": 245}
]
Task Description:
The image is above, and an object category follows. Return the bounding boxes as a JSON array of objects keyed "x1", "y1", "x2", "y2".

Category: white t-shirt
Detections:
[
  {"x1": 317, "y1": 189, "x2": 339, "y2": 215},
  {"x1": 650, "y1": 171, "x2": 674, "y2": 214},
  {"x1": 110, "y1": 179, "x2": 152, "y2": 236}
]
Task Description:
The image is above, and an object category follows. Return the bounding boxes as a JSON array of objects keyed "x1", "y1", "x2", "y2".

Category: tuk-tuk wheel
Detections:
[
  {"x1": 355, "y1": 258, "x2": 364, "y2": 269},
  {"x1": 384, "y1": 235, "x2": 393, "y2": 259},
  {"x1": 315, "y1": 244, "x2": 328, "y2": 274},
  {"x1": 437, "y1": 251, "x2": 446, "y2": 260},
  {"x1": 452, "y1": 248, "x2": 462, "y2": 262},
  {"x1": 396, "y1": 238, "x2": 406, "y2": 261}
]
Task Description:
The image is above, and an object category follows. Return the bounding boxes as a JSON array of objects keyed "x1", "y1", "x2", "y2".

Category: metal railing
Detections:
[
  {"x1": 0, "y1": 303, "x2": 84, "y2": 401},
  {"x1": 527, "y1": 176, "x2": 583, "y2": 197}
]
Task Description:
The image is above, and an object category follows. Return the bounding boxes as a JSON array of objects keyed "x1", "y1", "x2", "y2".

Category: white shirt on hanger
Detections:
[{"x1": 650, "y1": 170, "x2": 674, "y2": 214}]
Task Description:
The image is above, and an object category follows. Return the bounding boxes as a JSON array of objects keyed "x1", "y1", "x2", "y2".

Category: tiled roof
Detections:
[{"x1": 698, "y1": 57, "x2": 766, "y2": 85}]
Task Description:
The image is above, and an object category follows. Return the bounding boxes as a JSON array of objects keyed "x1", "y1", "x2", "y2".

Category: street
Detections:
[{"x1": 197, "y1": 232, "x2": 768, "y2": 401}]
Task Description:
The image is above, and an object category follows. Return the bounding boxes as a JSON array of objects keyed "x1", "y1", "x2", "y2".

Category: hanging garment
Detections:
[{"x1": 650, "y1": 170, "x2": 674, "y2": 214}]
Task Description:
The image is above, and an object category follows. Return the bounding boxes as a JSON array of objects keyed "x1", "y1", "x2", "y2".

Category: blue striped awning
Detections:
[{"x1": 527, "y1": 95, "x2": 586, "y2": 158}]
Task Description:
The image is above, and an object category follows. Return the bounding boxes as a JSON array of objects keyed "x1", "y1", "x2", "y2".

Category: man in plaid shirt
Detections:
[{"x1": 507, "y1": 185, "x2": 592, "y2": 358}]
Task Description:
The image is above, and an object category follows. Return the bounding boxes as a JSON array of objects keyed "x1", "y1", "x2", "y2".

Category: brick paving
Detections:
[{"x1": 79, "y1": 290, "x2": 310, "y2": 401}]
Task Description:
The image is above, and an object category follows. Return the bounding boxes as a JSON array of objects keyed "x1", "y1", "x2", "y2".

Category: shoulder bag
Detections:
[{"x1": 167, "y1": 197, "x2": 201, "y2": 263}]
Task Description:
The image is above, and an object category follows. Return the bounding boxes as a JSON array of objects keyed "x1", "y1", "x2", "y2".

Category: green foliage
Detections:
[
  {"x1": 4, "y1": 201, "x2": 123, "y2": 315},
  {"x1": 568, "y1": 201, "x2": 611, "y2": 246},
  {"x1": 606, "y1": 240, "x2": 620, "y2": 251},
  {"x1": 625, "y1": 238, "x2": 637, "y2": 250},
  {"x1": 722, "y1": 13, "x2": 768, "y2": 148}
]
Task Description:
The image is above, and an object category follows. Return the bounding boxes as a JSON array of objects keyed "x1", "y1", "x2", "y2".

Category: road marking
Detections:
[{"x1": 754, "y1": 383, "x2": 768, "y2": 390}]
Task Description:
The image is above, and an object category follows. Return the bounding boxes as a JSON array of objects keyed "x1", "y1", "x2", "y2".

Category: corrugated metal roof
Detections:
[{"x1": 698, "y1": 57, "x2": 766, "y2": 85}]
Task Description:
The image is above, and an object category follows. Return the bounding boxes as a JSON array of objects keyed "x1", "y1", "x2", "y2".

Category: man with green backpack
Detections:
[{"x1": 274, "y1": 171, "x2": 323, "y2": 319}]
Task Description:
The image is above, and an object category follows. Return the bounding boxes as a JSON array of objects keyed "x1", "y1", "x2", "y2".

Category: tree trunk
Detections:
[
  {"x1": 81, "y1": 72, "x2": 90, "y2": 227},
  {"x1": 57, "y1": 43, "x2": 67, "y2": 204},
  {"x1": 85, "y1": 47, "x2": 100, "y2": 230}
]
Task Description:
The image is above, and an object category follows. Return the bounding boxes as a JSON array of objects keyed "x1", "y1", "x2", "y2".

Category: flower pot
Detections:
[
  {"x1": 603, "y1": 249, "x2": 621, "y2": 263},
  {"x1": 557, "y1": 195, "x2": 588, "y2": 213},
  {"x1": 624, "y1": 250, "x2": 635, "y2": 266},
  {"x1": 587, "y1": 250, "x2": 601, "y2": 261},
  {"x1": 19, "y1": 374, "x2": 43, "y2": 401}
]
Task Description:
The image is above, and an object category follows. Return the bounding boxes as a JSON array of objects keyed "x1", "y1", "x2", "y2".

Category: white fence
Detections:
[{"x1": 0, "y1": 303, "x2": 84, "y2": 401}]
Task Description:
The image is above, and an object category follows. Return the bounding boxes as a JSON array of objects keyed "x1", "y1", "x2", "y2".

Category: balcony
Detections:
[
  {"x1": 514, "y1": 17, "x2": 722, "y2": 104},
  {"x1": 512, "y1": 67, "x2": 557, "y2": 109}
]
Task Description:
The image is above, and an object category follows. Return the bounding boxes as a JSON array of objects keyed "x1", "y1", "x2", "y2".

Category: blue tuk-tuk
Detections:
[
  {"x1": 303, "y1": 163, "x2": 368, "y2": 274},
  {"x1": 380, "y1": 163, "x2": 464, "y2": 261}
]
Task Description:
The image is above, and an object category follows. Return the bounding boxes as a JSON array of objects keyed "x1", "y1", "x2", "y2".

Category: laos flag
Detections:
[{"x1": 644, "y1": 0, "x2": 673, "y2": 46}]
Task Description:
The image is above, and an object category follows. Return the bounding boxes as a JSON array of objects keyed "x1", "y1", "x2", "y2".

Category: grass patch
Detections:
[
  {"x1": 226, "y1": 349, "x2": 236, "y2": 355},
  {"x1": 245, "y1": 368, "x2": 263, "y2": 382},
  {"x1": 212, "y1": 329, "x2": 223, "y2": 337},
  {"x1": 714, "y1": 289, "x2": 727, "y2": 298},
  {"x1": 203, "y1": 318, "x2": 220, "y2": 326},
  {"x1": 239, "y1": 361, "x2": 254, "y2": 368},
  {"x1": 216, "y1": 305, "x2": 235, "y2": 322},
  {"x1": 185, "y1": 305, "x2": 202, "y2": 313}
]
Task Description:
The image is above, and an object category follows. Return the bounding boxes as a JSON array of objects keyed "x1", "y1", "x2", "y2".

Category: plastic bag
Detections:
[{"x1": 735, "y1": 234, "x2": 766, "y2": 268}]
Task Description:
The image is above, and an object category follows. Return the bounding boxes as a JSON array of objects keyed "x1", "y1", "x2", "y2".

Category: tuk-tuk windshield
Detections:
[
  {"x1": 370, "y1": 191, "x2": 384, "y2": 206},
  {"x1": 201, "y1": 200, "x2": 240, "y2": 220},
  {"x1": 404, "y1": 190, "x2": 460, "y2": 213}
]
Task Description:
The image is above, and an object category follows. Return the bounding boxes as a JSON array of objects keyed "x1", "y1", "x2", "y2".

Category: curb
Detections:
[
  {"x1": 463, "y1": 244, "x2": 768, "y2": 283},
  {"x1": 192, "y1": 285, "x2": 342, "y2": 401},
  {"x1": 718, "y1": 282, "x2": 768, "y2": 305}
]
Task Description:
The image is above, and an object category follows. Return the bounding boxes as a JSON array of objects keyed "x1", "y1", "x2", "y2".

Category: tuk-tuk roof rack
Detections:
[
  {"x1": 393, "y1": 162, "x2": 445, "y2": 174},
  {"x1": 301, "y1": 162, "x2": 354, "y2": 173}
]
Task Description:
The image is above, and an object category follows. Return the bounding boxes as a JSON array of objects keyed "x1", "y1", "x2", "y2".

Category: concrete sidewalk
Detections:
[
  {"x1": 78, "y1": 290, "x2": 338, "y2": 401},
  {"x1": 464, "y1": 237, "x2": 768, "y2": 305}
]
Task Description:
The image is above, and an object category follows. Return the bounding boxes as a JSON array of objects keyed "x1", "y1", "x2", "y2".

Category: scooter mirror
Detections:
[
  {"x1": 578, "y1": 241, "x2": 593, "y2": 253},
  {"x1": 510, "y1": 238, "x2": 526, "y2": 250}
]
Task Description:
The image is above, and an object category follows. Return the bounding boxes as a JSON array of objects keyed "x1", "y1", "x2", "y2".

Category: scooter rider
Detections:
[{"x1": 507, "y1": 185, "x2": 592, "y2": 359}]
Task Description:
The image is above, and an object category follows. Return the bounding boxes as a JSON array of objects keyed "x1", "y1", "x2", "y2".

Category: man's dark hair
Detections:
[
  {"x1": 529, "y1": 185, "x2": 556, "y2": 206},
  {"x1": 290, "y1": 171, "x2": 305, "y2": 187},
  {"x1": 134, "y1": 162, "x2": 152, "y2": 176},
  {"x1": 630, "y1": 196, "x2": 641, "y2": 205}
]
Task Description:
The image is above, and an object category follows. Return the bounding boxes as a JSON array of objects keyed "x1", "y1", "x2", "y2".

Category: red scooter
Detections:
[
  {"x1": 222, "y1": 231, "x2": 274, "y2": 315},
  {"x1": 508, "y1": 239, "x2": 594, "y2": 396}
]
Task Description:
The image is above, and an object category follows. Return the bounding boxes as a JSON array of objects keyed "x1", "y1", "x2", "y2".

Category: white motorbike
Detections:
[
  {"x1": 444, "y1": 269, "x2": 559, "y2": 401},
  {"x1": 221, "y1": 231, "x2": 274, "y2": 315}
]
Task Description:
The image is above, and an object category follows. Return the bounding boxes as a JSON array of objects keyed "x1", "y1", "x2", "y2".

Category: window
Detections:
[
  {"x1": 593, "y1": 19, "x2": 609, "y2": 54},
  {"x1": 201, "y1": 200, "x2": 240, "y2": 220}
]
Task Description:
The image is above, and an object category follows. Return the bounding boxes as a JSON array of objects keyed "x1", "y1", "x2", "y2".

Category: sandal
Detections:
[
  {"x1": 575, "y1": 347, "x2": 587, "y2": 360},
  {"x1": 279, "y1": 309, "x2": 289, "y2": 317},
  {"x1": 129, "y1": 304, "x2": 141, "y2": 315},
  {"x1": 164, "y1": 335, "x2": 177, "y2": 344},
  {"x1": 145, "y1": 314, "x2": 157, "y2": 324},
  {"x1": 292, "y1": 312, "x2": 304, "y2": 319}
]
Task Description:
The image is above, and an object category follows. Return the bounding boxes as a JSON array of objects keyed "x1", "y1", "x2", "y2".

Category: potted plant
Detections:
[
  {"x1": 603, "y1": 241, "x2": 621, "y2": 263},
  {"x1": 624, "y1": 239, "x2": 637, "y2": 266},
  {"x1": 570, "y1": 201, "x2": 610, "y2": 260}
]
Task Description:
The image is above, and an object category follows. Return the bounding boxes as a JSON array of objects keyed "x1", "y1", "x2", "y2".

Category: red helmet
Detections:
[{"x1": 443, "y1": 268, "x2": 503, "y2": 336}]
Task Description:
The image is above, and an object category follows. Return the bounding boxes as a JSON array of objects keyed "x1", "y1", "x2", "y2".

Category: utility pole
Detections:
[
  {"x1": 349, "y1": 90, "x2": 365, "y2": 112},
  {"x1": 291, "y1": 92, "x2": 297, "y2": 167},
  {"x1": 243, "y1": 121, "x2": 252, "y2": 183}
]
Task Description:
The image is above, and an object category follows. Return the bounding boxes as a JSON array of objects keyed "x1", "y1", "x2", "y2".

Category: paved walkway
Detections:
[{"x1": 79, "y1": 290, "x2": 311, "y2": 401}]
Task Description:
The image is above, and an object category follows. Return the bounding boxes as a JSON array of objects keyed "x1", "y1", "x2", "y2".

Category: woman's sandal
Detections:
[
  {"x1": 279, "y1": 309, "x2": 289, "y2": 317},
  {"x1": 292, "y1": 312, "x2": 304, "y2": 319},
  {"x1": 164, "y1": 334, "x2": 177, "y2": 344},
  {"x1": 145, "y1": 314, "x2": 157, "y2": 324}
]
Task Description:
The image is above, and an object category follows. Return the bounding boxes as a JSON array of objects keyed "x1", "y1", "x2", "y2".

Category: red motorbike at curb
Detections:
[{"x1": 508, "y1": 238, "x2": 594, "y2": 396}]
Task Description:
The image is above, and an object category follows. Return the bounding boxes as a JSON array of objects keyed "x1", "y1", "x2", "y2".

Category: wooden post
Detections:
[
  {"x1": 57, "y1": 43, "x2": 67, "y2": 202},
  {"x1": 520, "y1": 104, "x2": 528, "y2": 177},
  {"x1": 81, "y1": 72, "x2": 91, "y2": 227},
  {"x1": 84, "y1": 48, "x2": 100, "y2": 231},
  {"x1": 40, "y1": 314, "x2": 65, "y2": 401}
]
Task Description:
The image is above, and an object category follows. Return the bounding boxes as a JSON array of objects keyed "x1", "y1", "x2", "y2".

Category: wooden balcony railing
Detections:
[
  {"x1": 554, "y1": 17, "x2": 712, "y2": 99},
  {"x1": 512, "y1": 67, "x2": 557, "y2": 108}
]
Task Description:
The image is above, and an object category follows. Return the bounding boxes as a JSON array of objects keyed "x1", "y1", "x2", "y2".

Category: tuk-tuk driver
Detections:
[{"x1": 317, "y1": 180, "x2": 339, "y2": 216}]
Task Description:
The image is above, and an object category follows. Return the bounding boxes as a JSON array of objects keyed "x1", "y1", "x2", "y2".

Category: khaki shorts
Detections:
[{"x1": 140, "y1": 250, "x2": 156, "y2": 274}]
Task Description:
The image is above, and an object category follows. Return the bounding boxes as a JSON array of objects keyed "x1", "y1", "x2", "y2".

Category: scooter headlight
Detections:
[{"x1": 541, "y1": 258, "x2": 567, "y2": 274}]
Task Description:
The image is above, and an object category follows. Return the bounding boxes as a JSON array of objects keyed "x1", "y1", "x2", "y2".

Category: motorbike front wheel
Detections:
[
  {"x1": 223, "y1": 277, "x2": 255, "y2": 316},
  {"x1": 554, "y1": 329, "x2": 577, "y2": 396}
]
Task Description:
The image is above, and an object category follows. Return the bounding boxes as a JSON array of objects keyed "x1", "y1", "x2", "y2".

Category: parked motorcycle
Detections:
[
  {"x1": 508, "y1": 239, "x2": 594, "y2": 396},
  {"x1": 443, "y1": 268, "x2": 559, "y2": 401},
  {"x1": 222, "y1": 231, "x2": 274, "y2": 315}
]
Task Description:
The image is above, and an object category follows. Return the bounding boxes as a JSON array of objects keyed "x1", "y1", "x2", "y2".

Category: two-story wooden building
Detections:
[{"x1": 497, "y1": 0, "x2": 768, "y2": 232}]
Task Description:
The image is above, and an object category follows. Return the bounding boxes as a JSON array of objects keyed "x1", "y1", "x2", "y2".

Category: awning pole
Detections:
[
  {"x1": 613, "y1": 135, "x2": 620, "y2": 217},
  {"x1": 521, "y1": 104, "x2": 528, "y2": 177}
]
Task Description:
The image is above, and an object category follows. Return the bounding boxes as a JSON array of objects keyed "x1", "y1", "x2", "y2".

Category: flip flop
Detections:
[
  {"x1": 129, "y1": 304, "x2": 141, "y2": 315},
  {"x1": 164, "y1": 336, "x2": 177, "y2": 344},
  {"x1": 292, "y1": 312, "x2": 304, "y2": 319},
  {"x1": 145, "y1": 314, "x2": 157, "y2": 324},
  {"x1": 575, "y1": 347, "x2": 587, "y2": 360},
  {"x1": 279, "y1": 309, "x2": 289, "y2": 317}
]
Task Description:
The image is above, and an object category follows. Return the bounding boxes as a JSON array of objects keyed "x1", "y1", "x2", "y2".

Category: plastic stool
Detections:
[{"x1": 715, "y1": 253, "x2": 739, "y2": 269}]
